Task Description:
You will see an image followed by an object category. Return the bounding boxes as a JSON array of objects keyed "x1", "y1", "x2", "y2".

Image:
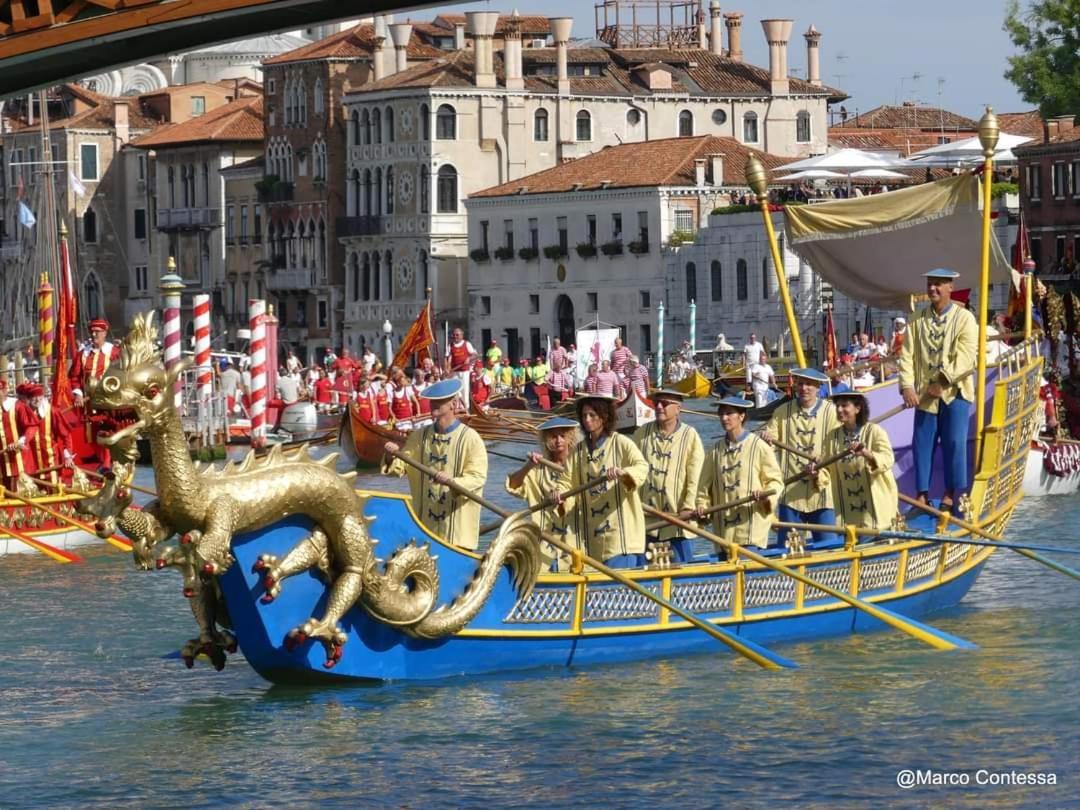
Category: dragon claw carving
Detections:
[{"x1": 286, "y1": 620, "x2": 348, "y2": 669}]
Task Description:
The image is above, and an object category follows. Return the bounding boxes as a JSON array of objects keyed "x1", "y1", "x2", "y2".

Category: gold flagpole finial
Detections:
[
  {"x1": 744, "y1": 153, "x2": 769, "y2": 198},
  {"x1": 978, "y1": 107, "x2": 1000, "y2": 158}
]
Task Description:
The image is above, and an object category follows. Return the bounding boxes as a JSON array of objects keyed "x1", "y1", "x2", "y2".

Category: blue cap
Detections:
[
  {"x1": 789, "y1": 367, "x2": 829, "y2": 383},
  {"x1": 538, "y1": 416, "x2": 579, "y2": 431},
  {"x1": 830, "y1": 389, "x2": 865, "y2": 400},
  {"x1": 218, "y1": 358, "x2": 230, "y2": 370},
  {"x1": 924, "y1": 268, "x2": 960, "y2": 280},
  {"x1": 420, "y1": 378, "x2": 463, "y2": 400},
  {"x1": 716, "y1": 395, "x2": 753, "y2": 410}
]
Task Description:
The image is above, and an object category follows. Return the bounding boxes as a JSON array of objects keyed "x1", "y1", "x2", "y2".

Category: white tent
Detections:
[
  {"x1": 907, "y1": 133, "x2": 1033, "y2": 166},
  {"x1": 774, "y1": 169, "x2": 849, "y2": 181},
  {"x1": 848, "y1": 168, "x2": 912, "y2": 180},
  {"x1": 782, "y1": 148, "x2": 908, "y2": 172}
]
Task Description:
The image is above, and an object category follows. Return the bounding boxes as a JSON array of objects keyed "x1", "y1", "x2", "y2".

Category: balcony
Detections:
[
  {"x1": 266, "y1": 268, "x2": 318, "y2": 291},
  {"x1": 336, "y1": 215, "x2": 386, "y2": 237},
  {"x1": 157, "y1": 207, "x2": 220, "y2": 230},
  {"x1": 256, "y1": 179, "x2": 294, "y2": 204}
]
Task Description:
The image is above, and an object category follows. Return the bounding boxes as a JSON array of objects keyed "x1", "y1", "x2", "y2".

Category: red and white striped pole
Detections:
[
  {"x1": 248, "y1": 298, "x2": 267, "y2": 447},
  {"x1": 193, "y1": 294, "x2": 211, "y2": 402},
  {"x1": 159, "y1": 259, "x2": 185, "y2": 412}
]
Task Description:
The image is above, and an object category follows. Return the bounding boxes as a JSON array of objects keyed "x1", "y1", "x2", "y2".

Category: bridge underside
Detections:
[{"x1": 0, "y1": 0, "x2": 427, "y2": 98}]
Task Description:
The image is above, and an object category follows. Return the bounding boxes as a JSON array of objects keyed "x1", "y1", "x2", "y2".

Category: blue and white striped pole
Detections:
[
  {"x1": 689, "y1": 298, "x2": 696, "y2": 358},
  {"x1": 657, "y1": 299, "x2": 665, "y2": 387}
]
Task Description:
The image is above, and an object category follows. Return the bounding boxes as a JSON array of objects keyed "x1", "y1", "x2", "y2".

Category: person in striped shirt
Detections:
[
  {"x1": 610, "y1": 337, "x2": 633, "y2": 377},
  {"x1": 583, "y1": 363, "x2": 600, "y2": 394},
  {"x1": 625, "y1": 355, "x2": 650, "y2": 397},
  {"x1": 595, "y1": 360, "x2": 623, "y2": 398}
]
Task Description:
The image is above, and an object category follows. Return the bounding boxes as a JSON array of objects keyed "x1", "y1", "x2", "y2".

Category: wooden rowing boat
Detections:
[{"x1": 668, "y1": 369, "x2": 712, "y2": 399}]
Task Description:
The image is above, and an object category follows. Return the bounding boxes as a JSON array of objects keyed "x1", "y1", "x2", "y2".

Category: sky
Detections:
[{"x1": 405, "y1": 0, "x2": 1030, "y2": 118}]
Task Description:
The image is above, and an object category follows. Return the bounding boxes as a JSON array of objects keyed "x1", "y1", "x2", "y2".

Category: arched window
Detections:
[
  {"x1": 317, "y1": 220, "x2": 326, "y2": 274},
  {"x1": 437, "y1": 165, "x2": 458, "y2": 213},
  {"x1": 420, "y1": 166, "x2": 430, "y2": 214},
  {"x1": 202, "y1": 162, "x2": 209, "y2": 205},
  {"x1": 762, "y1": 257, "x2": 771, "y2": 299},
  {"x1": 419, "y1": 249, "x2": 429, "y2": 294},
  {"x1": 360, "y1": 109, "x2": 370, "y2": 145},
  {"x1": 350, "y1": 253, "x2": 360, "y2": 302},
  {"x1": 385, "y1": 106, "x2": 395, "y2": 141},
  {"x1": 534, "y1": 108, "x2": 549, "y2": 141},
  {"x1": 420, "y1": 104, "x2": 430, "y2": 140},
  {"x1": 298, "y1": 221, "x2": 307, "y2": 268},
  {"x1": 384, "y1": 250, "x2": 393, "y2": 301},
  {"x1": 362, "y1": 169, "x2": 372, "y2": 216},
  {"x1": 372, "y1": 108, "x2": 382, "y2": 144},
  {"x1": 167, "y1": 166, "x2": 175, "y2": 207},
  {"x1": 436, "y1": 104, "x2": 456, "y2": 140},
  {"x1": 678, "y1": 110, "x2": 694, "y2": 137},
  {"x1": 82, "y1": 208, "x2": 97, "y2": 243},
  {"x1": 83, "y1": 272, "x2": 102, "y2": 319},
  {"x1": 362, "y1": 253, "x2": 372, "y2": 301},
  {"x1": 386, "y1": 166, "x2": 394, "y2": 214},
  {"x1": 796, "y1": 110, "x2": 811, "y2": 143},
  {"x1": 286, "y1": 221, "x2": 296, "y2": 267},
  {"x1": 314, "y1": 78, "x2": 324, "y2": 116},
  {"x1": 576, "y1": 109, "x2": 592, "y2": 141},
  {"x1": 711, "y1": 260, "x2": 722, "y2": 302},
  {"x1": 685, "y1": 261, "x2": 697, "y2": 304},
  {"x1": 736, "y1": 259, "x2": 748, "y2": 300},
  {"x1": 372, "y1": 251, "x2": 381, "y2": 300},
  {"x1": 743, "y1": 111, "x2": 759, "y2": 143},
  {"x1": 374, "y1": 167, "x2": 383, "y2": 215}
]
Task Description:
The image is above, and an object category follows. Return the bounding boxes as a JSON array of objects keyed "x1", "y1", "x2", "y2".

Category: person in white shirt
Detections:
[
  {"x1": 285, "y1": 350, "x2": 302, "y2": 376},
  {"x1": 743, "y1": 333, "x2": 765, "y2": 383},
  {"x1": 749, "y1": 360, "x2": 775, "y2": 408}
]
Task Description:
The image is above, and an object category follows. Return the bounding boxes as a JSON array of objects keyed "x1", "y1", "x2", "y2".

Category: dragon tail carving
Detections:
[{"x1": 404, "y1": 511, "x2": 543, "y2": 640}]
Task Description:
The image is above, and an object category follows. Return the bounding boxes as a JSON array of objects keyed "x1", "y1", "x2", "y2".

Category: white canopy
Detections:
[
  {"x1": 782, "y1": 174, "x2": 1018, "y2": 309},
  {"x1": 848, "y1": 168, "x2": 911, "y2": 180},
  {"x1": 907, "y1": 133, "x2": 1034, "y2": 166},
  {"x1": 774, "y1": 169, "x2": 849, "y2": 181},
  {"x1": 782, "y1": 148, "x2": 907, "y2": 172}
]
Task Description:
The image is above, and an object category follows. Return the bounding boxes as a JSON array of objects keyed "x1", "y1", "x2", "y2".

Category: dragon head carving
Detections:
[{"x1": 87, "y1": 311, "x2": 190, "y2": 445}]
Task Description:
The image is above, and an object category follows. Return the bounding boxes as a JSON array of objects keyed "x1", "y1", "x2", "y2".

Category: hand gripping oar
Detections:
[
  {"x1": 478, "y1": 473, "x2": 608, "y2": 536},
  {"x1": 641, "y1": 505, "x2": 976, "y2": 652},
  {"x1": 0, "y1": 522, "x2": 84, "y2": 563},
  {"x1": 2, "y1": 486, "x2": 132, "y2": 552},
  {"x1": 384, "y1": 447, "x2": 798, "y2": 670},
  {"x1": 897, "y1": 492, "x2": 1080, "y2": 583}
]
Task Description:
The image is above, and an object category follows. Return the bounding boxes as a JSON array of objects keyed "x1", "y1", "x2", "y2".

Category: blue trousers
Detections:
[
  {"x1": 776, "y1": 505, "x2": 838, "y2": 546},
  {"x1": 605, "y1": 553, "x2": 647, "y2": 569},
  {"x1": 914, "y1": 396, "x2": 970, "y2": 494}
]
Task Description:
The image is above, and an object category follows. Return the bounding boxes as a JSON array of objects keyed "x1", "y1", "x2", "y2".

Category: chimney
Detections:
[
  {"x1": 694, "y1": 158, "x2": 707, "y2": 187},
  {"x1": 761, "y1": 19, "x2": 793, "y2": 95},
  {"x1": 804, "y1": 25, "x2": 822, "y2": 86},
  {"x1": 454, "y1": 22, "x2": 466, "y2": 50},
  {"x1": 389, "y1": 23, "x2": 412, "y2": 74},
  {"x1": 466, "y1": 11, "x2": 499, "y2": 89},
  {"x1": 697, "y1": 7, "x2": 707, "y2": 50},
  {"x1": 372, "y1": 35, "x2": 386, "y2": 81},
  {"x1": 114, "y1": 100, "x2": 129, "y2": 145},
  {"x1": 709, "y1": 1, "x2": 723, "y2": 55},
  {"x1": 1053, "y1": 114, "x2": 1075, "y2": 134},
  {"x1": 709, "y1": 153, "x2": 725, "y2": 185},
  {"x1": 551, "y1": 17, "x2": 573, "y2": 95},
  {"x1": 503, "y1": 11, "x2": 524, "y2": 91},
  {"x1": 724, "y1": 12, "x2": 743, "y2": 61}
]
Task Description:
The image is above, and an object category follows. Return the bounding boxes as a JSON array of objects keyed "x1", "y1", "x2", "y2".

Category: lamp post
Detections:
[{"x1": 382, "y1": 319, "x2": 394, "y2": 370}]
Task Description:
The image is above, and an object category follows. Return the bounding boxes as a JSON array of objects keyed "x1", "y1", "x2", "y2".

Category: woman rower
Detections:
[
  {"x1": 566, "y1": 393, "x2": 649, "y2": 568},
  {"x1": 816, "y1": 391, "x2": 899, "y2": 534},
  {"x1": 696, "y1": 396, "x2": 782, "y2": 550},
  {"x1": 506, "y1": 416, "x2": 582, "y2": 571}
]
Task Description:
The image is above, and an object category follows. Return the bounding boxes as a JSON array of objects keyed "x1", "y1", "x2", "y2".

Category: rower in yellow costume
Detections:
[
  {"x1": 567, "y1": 393, "x2": 649, "y2": 568},
  {"x1": 819, "y1": 391, "x2": 898, "y2": 533},
  {"x1": 506, "y1": 416, "x2": 582, "y2": 571},
  {"x1": 762, "y1": 367, "x2": 839, "y2": 546},
  {"x1": 697, "y1": 396, "x2": 782, "y2": 549},
  {"x1": 632, "y1": 388, "x2": 704, "y2": 563},
  {"x1": 382, "y1": 377, "x2": 488, "y2": 550}
]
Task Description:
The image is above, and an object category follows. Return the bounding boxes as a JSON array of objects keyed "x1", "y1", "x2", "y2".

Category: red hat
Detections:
[
  {"x1": 89, "y1": 318, "x2": 109, "y2": 332},
  {"x1": 15, "y1": 382, "x2": 33, "y2": 397},
  {"x1": 28, "y1": 383, "x2": 44, "y2": 397},
  {"x1": 522, "y1": 359, "x2": 530, "y2": 365}
]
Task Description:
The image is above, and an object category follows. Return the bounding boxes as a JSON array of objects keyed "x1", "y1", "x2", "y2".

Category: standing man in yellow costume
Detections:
[
  {"x1": 899, "y1": 268, "x2": 978, "y2": 512},
  {"x1": 697, "y1": 396, "x2": 782, "y2": 550},
  {"x1": 761, "y1": 368, "x2": 839, "y2": 546},
  {"x1": 383, "y1": 378, "x2": 488, "y2": 550},
  {"x1": 632, "y1": 389, "x2": 704, "y2": 563}
]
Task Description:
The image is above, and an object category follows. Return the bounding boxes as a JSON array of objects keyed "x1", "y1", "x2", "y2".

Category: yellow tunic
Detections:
[
  {"x1": 898, "y1": 302, "x2": 978, "y2": 414},
  {"x1": 505, "y1": 464, "x2": 582, "y2": 570},
  {"x1": 568, "y1": 432, "x2": 649, "y2": 561},
  {"x1": 697, "y1": 432, "x2": 782, "y2": 548},
  {"x1": 632, "y1": 421, "x2": 705, "y2": 541},
  {"x1": 765, "y1": 398, "x2": 838, "y2": 513},
  {"x1": 822, "y1": 422, "x2": 898, "y2": 532},
  {"x1": 382, "y1": 421, "x2": 488, "y2": 550}
]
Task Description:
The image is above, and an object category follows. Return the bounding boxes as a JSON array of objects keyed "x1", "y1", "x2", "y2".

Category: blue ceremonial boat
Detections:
[{"x1": 217, "y1": 339, "x2": 1044, "y2": 683}]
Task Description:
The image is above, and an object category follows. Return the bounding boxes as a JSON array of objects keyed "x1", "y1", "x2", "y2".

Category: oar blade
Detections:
[
  {"x1": 20, "y1": 535, "x2": 83, "y2": 564},
  {"x1": 857, "y1": 601, "x2": 977, "y2": 651}
]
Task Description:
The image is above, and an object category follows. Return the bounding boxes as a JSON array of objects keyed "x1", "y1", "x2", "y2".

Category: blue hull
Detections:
[{"x1": 218, "y1": 494, "x2": 990, "y2": 684}]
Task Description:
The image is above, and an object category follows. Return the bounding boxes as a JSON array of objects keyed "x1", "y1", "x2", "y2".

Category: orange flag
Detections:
[
  {"x1": 392, "y1": 301, "x2": 436, "y2": 370},
  {"x1": 824, "y1": 306, "x2": 839, "y2": 371}
]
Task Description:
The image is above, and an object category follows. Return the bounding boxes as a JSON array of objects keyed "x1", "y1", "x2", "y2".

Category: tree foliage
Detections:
[{"x1": 1004, "y1": 0, "x2": 1080, "y2": 120}]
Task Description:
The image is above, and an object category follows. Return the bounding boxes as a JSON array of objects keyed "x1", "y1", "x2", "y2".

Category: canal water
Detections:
[{"x1": 0, "y1": 410, "x2": 1076, "y2": 808}]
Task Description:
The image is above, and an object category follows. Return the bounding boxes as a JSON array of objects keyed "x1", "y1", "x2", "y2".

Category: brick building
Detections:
[{"x1": 1015, "y1": 116, "x2": 1080, "y2": 274}]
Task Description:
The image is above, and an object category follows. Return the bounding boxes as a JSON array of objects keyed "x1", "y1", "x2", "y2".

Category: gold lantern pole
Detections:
[
  {"x1": 974, "y1": 107, "x2": 999, "y2": 468},
  {"x1": 745, "y1": 153, "x2": 806, "y2": 368}
]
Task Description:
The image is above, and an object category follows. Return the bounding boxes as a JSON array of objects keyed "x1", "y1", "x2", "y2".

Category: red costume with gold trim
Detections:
[{"x1": 67, "y1": 320, "x2": 121, "y2": 467}]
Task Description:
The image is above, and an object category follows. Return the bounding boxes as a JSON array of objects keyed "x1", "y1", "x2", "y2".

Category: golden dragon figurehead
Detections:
[{"x1": 87, "y1": 311, "x2": 190, "y2": 446}]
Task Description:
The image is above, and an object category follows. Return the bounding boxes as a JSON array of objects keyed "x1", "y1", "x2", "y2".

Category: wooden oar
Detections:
[
  {"x1": 642, "y1": 506, "x2": 976, "y2": 652},
  {"x1": 2, "y1": 486, "x2": 132, "y2": 552},
  {"x1": 879, "y1": 530, "x2": 1080, "y2": 557},
  {"x1": 0, "y1": 523, "x2": 84, "y2": 563},
  {"x1": 897, "y1": 492, "x2": 1080, "y2": 583},
  {"x1": 478, "y1": 473, "x2": 607, "y2": 535},
  {"x1": 384, "y1": 447, "x2": 798, "y2": 670}
]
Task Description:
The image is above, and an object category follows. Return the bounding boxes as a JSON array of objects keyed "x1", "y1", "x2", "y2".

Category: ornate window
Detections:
[
  {"x1": 437, "y1": 165, "x2": 458, "y2": 213},
  {"x1": 436, "y1": 104, "x2": 456, "y2": 140},
  {"x1": 743, "y1": 111, "x2": 759, "y2": 143},
  {"x1": 576, "y1": 110, "x2": 592, "y2": 141},
  {"x1": 534, "y1": 108, "x2": 549, "y2": 141},
  {"x1": 796, "y1": 111, "x2": 811, "y2": 143},
  {"x1": 678, "y1": 110, "x2": 694, "y2": 137}
]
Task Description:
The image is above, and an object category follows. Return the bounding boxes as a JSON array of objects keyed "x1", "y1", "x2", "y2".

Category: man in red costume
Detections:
[
  {"x1": 68, "y1": 318, "x2": 121, "y2": 468},
  {"x1": 28, "y1": 383, "x2": 73, "y2": 484},
  {"x1": 1, "y1": 379, "x2": 32, "y2": 490}
]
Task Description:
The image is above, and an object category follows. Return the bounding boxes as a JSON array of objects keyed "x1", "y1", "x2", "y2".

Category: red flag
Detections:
[
  {"x1": 1006, "y1": 209, "x2": 1031, "y2": 322},
  {"x1": 391, "y1": 301, "x2": 436, "y2": 369},
  {"x1": 52, "y1": 233, "x2": 77, "y2": 410},
  {"x1": 824, "y1": 306, "x2": 839, "y2": 371}
]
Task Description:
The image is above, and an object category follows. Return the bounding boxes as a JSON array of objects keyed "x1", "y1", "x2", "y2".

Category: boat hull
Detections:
[
  {"x1": 0, "y1": 498, "x2": 101, "y2": 557},
  {"x1": 669, "y1": 369, "x2": 712, "y2": 399},
  {"x1": 1022, "y1": 441, "x2": 1080, "y2": 496}
]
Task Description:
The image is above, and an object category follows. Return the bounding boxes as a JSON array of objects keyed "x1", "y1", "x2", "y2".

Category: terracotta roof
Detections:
[
  {"x1": 827, "y1": 127, "x2": 964, "y2": 156},
  {"x1": 131, "y1": 96, "x2": 263, "y2": 148},
  {"x1": 840, "y1": 104, "x2": 978, "y2": 130},
  {"x1": 471, "y1": 135, "x2": 792, "y2": 198},
  {"x1": 434, "y1": 13, "x2": 553, "y2": 35},
  {"x1": 3, "y1": 83, "x2": 158, "y2": 132},
  {"x1": 998, "y1": 110, "x2": 1045, "y2": 139},
  {"x1": 262, "y1": 23, "x2": 442, "y2": 66},
  {"x1": 221, "y1": 155, "x2": 265, "y2": 174},
  {"x1": 354, "y1": 46, "x2": 841, "y2": 99}
]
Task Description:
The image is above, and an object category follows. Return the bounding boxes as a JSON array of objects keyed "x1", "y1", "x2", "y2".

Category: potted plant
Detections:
[
  {"x1": 628, "y1": 240, "x2": 649, "y2": 255},
  {"x1": 601, "y1": 240, "x2": 624, "y2": 256},
  {"x1": 576, "y1": 242, "x2": 598, "y2": 259},
  {"x1": 470, "y1": 248, "x2": 491, "y2": 262},
  {"x1": 518, "y1": 246, "x2": 539, "y2": 261},
  {"x1": 494, "y1": 245, "x2": 515, "y2": 261},
  {"x1": 543, "y1": 244, "x2": 567, "y2": 260}
]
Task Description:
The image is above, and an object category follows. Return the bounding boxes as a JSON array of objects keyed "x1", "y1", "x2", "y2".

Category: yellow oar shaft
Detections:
[{"x1": 2, "y1": 486, "x2": 132, "y2": 551}]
